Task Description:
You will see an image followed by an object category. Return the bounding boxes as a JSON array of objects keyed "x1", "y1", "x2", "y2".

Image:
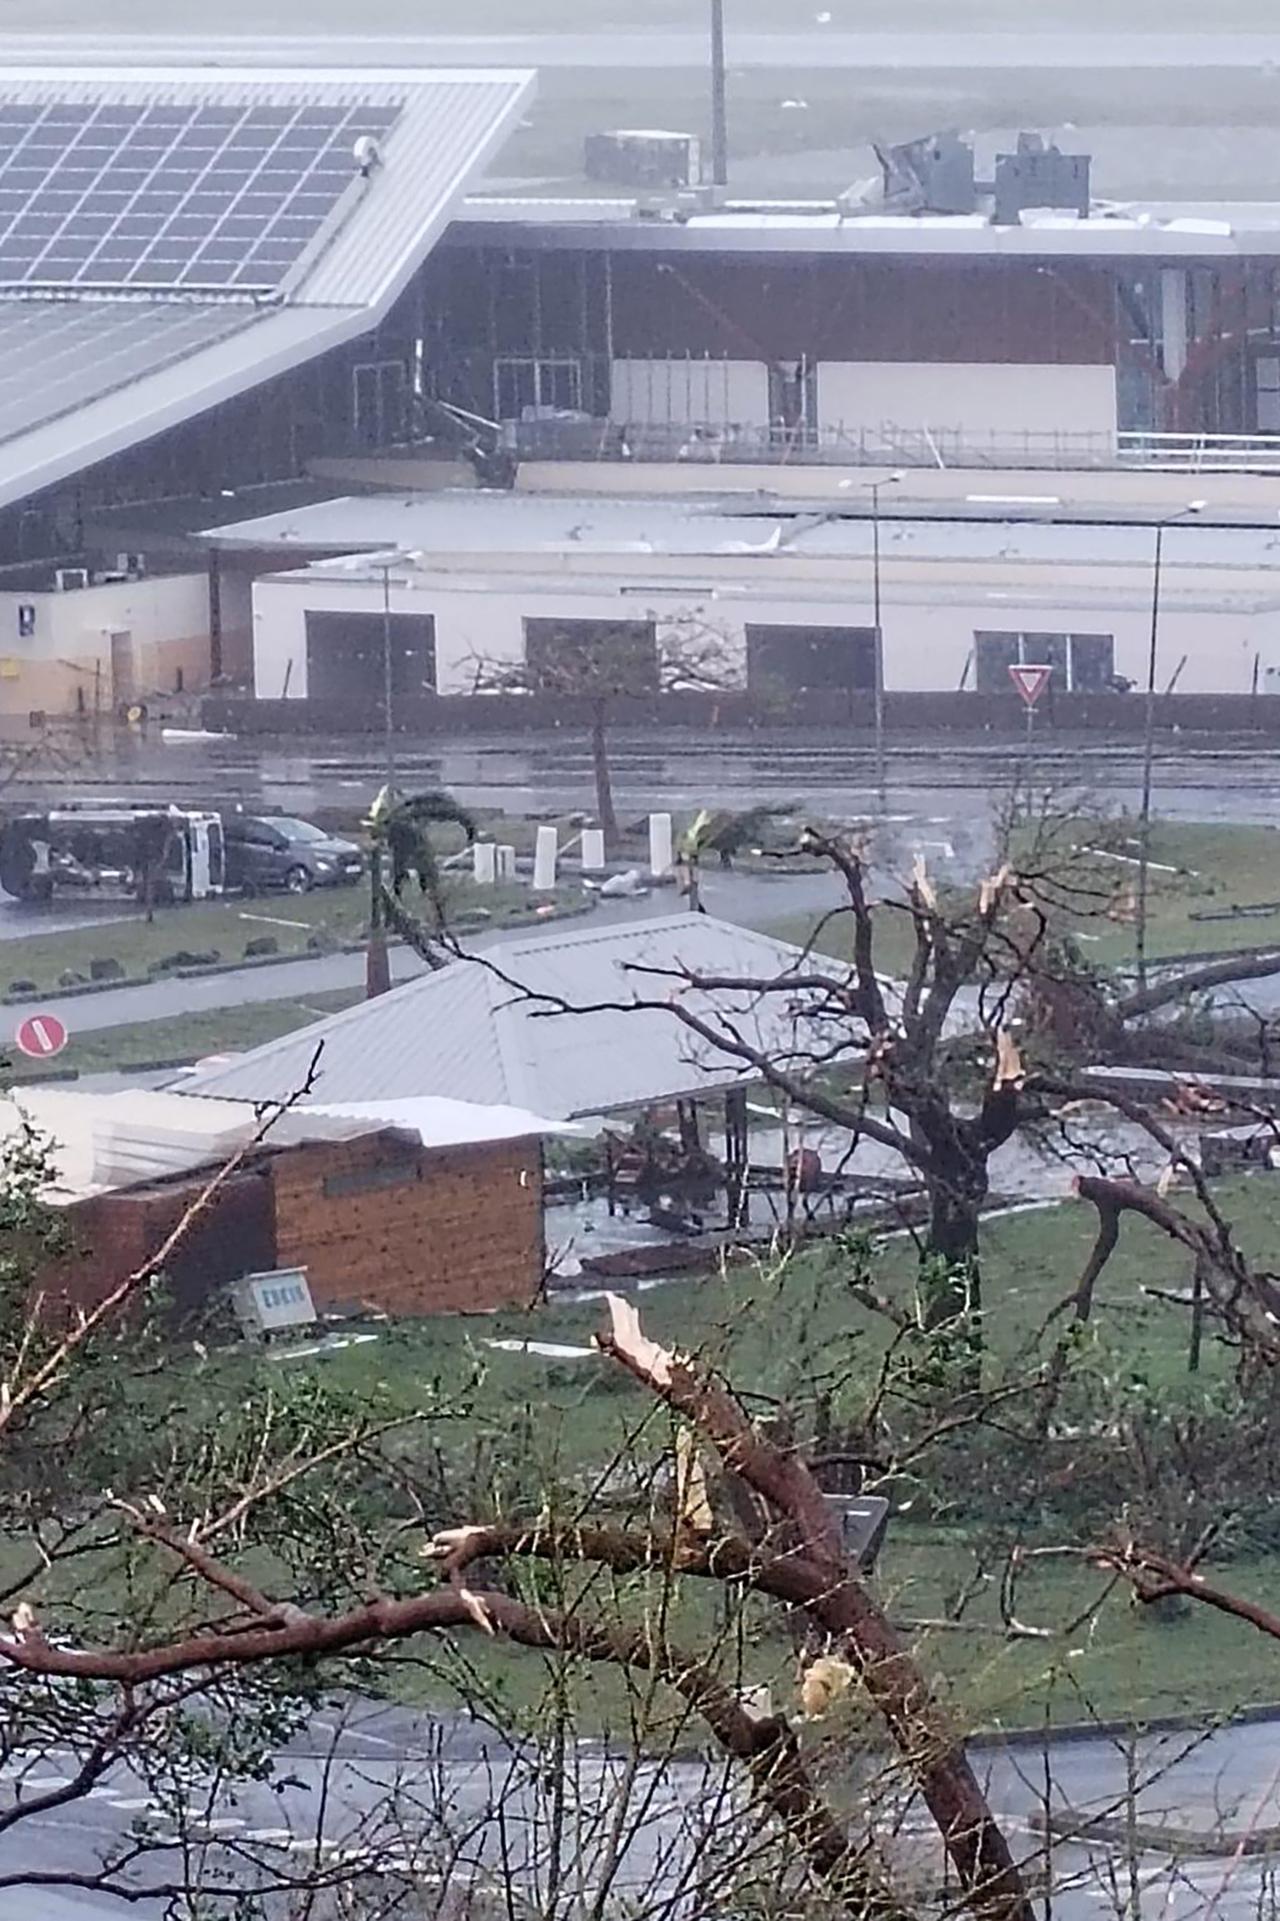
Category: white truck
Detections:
[{"x1": 0, "y1": 803, "x2": 226, "y2": 905}]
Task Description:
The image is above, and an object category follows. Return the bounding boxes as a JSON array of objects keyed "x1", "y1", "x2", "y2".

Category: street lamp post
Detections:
[
  {"x1": 1135, "y1": 500, "x2": 1205, "y2": 999},
  {"x1": 710, "y1": 0, "x2": 728, "y2": 187},
  {"x1": 865, "y1": 472, "x2": 902, "y2": 805},
  {"x1": 380, "y1": 556, "x2": 396, "y2": 789}
]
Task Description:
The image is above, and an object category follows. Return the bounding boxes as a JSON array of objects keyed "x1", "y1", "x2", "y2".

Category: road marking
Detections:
[{"x1": 243, "y1": 1826, "x2": 293, "y2": 1843}]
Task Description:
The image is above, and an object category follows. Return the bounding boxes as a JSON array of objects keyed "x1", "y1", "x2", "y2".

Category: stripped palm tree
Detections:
[
  {"x1": 364, "y1": 786, "x2": 477, "y2": 998},
  {"x1": 677, "y1": 805, "x2": 793, "y2": 913}
]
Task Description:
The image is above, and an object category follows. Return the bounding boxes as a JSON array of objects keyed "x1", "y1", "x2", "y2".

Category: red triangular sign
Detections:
[{"x1": 1008, "y1": 663, "x2": 1053, "y2": 709}]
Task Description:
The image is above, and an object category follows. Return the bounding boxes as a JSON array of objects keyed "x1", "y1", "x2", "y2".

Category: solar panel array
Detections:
[{"x1": 0, "y1": 98, "x2": 403, "y2": 292}]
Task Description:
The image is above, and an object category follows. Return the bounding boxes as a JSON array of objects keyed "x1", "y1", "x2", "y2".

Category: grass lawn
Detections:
[
  {"x1": 0, "y1": 878, "x2": 576, "y2": 998},
  {"x1": 255, "y1": 1178, "x2": 1280, "y2": 1735},
  {"x1": 763, "y1": 819, "x2": 1280, "y2": 981},
  {"x1": 7, "y1": 987, "x2": 364, "y2": 1079}
]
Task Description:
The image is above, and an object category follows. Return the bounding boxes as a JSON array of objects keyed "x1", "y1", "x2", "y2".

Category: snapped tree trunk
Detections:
[{"x1": 590, "y1": 699, "x2": 619, "y2": 849}]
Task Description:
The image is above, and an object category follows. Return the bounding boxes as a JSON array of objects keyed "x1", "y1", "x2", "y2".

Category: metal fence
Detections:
[{"x1": 506, "y1": 416, "x2": 1280, "y2": 475}]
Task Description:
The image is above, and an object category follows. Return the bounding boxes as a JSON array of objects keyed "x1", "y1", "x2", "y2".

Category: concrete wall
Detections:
[
  {"x1": 252, "y1": 558, "x2": 1272, "y2": 702},
  {"x1": 0, "y1": 573, "x2": 210, "y2": 716},
  {"x1": 814, "y1": 362, "x2": 1119, "y2": 447}
]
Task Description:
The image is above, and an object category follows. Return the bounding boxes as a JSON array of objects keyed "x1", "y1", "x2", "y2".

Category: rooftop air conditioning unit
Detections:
[
  {"x1": 584, "y1": 129, "x2": 701, "y2": 189},
  {"x1": 53, "y1": 568, "x2": 89, "y2": 592}
]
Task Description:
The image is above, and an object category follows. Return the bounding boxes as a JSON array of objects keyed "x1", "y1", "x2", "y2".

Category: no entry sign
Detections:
[
  {"x1": 1008, "y1": 663, "x2": 1054, "y2": 710},
  {"x1": 14, "y1": 1013, "x2": 68, "y2": 1060}
]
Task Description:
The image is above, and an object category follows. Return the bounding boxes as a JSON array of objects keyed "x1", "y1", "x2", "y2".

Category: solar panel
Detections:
[{"x1": 0, "y1": 98, "x2": 402, "y2": 293}]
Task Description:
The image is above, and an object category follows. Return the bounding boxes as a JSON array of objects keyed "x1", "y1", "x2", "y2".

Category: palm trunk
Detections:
[
  {"x1": 590, "y1": 699, "x2": 619, "y2": 849},
  {"x1": 366, "y1": 854, "x2": 391, "y2": 999}
]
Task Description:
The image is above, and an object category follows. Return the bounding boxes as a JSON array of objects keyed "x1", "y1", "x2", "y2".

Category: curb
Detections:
[
  {"x1": 0, "y1": 895, "x2": 598, "y2": 1006},
  {"x1": 967, "y1": 1697, "x2": 1280, "y2": 1751}
]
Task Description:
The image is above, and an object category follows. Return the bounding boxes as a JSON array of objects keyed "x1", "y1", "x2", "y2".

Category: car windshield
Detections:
[{"x1": 270, "y1": 818, "x2": 329, "y2": 843}]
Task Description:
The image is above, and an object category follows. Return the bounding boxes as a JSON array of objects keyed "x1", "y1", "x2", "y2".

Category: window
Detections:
[
  {"x1": 973, "y1": 631, "x2": 1115, "y2": 694},
  {"x1": 1258, "y1": 356, "x2": 1280, "y2": 432}
]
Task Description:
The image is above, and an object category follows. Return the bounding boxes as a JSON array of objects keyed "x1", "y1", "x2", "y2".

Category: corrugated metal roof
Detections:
[
  {"x1": 0, "y1": 66, "x2": 534, "y2": 511},
  {"x1": 302, "y1": 72, "x2": 535, "y2": 310},
  {"x1": 177, "y1": 914, "x2": 862, "y2": 1120},
  {"x1": 0, "y1": 306, "x2": 352, "y2": 516},
  {"x1": 1, "y1": 1084, "x2": 568, "y2": 1202}
]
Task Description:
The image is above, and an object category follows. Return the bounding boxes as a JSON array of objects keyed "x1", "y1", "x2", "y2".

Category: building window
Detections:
[
  {"x1": 494, "y1": 357, "x2": 583, "y2": 420},
  {"x1": 973, "y1": 631, "x2": 1115, "y2": 694}
]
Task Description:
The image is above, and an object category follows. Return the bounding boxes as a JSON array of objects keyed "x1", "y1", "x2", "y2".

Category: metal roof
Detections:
[
  {"x1": 2, "y1": 1084, "x2": 567, "y2": 1203},
  {"x1": 176, "y1": 914, "x2": 861, "y2": 1120},
  {"x1": 453, "y1": 196, "x2": 1280, "y2": 262},
  {"x1": 0, "y1": 66, "x2": 534, "y2": 514},
  {"x1": 203, "y1": 487, "x2": 1280, "y2": 578}
]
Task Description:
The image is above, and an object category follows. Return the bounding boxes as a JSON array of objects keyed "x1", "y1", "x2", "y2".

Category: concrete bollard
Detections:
[
  {"x1": 649, "y1": 811, "x2": 674, "y2": 878},
  {"x1": 496, "y1": 844, "x2": 517, "y2": 880},
  {"x1": 533, "y1": 824, "x2": 558, "y2": 891},
  {"x1": 473, "y1": 841, "x2": 497, "y2": 886},
  {"x1": 580, "y1": 827, "x2": 606, "y2": 872}
]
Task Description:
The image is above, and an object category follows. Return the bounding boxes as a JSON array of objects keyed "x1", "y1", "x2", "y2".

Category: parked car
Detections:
[{"x1": 222, "y1": 814, "x2": 364, "y2": 894}]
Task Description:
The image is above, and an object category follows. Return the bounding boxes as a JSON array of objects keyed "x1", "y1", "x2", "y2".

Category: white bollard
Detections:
[
  {"x1": 496, "y1": 844, "x2": 517, "y2": 881},
  {"x1": 580, "y1": 827, "x2": 606, "y2": 872},
  {"x1": 649, "y1": 811, "x2": 674, "y2": 878},
  {"x1": 473, "y1": 841, "x2": 497, "y2": 886},
  {"x1": 533, "y1": 824, "x2": 558, "y2": 891}
]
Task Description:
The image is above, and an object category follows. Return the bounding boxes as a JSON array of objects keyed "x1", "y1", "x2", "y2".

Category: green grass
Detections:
[
  {"x1": 267, "y1": 1179, "x2": 1280, "y2": 1733},
  {"x1": 763, "y1": 819, "x2": 1280, "y2": 981},
  {"x1": 7, "y1": 988, "x2": 364, "y2": 1079},
  {"x1": 0, "y1": 879, "x2": 575, "y2": 998},
  {"x1": 15, "y1": 1180, "x2": 1280, "y2": 1737}
]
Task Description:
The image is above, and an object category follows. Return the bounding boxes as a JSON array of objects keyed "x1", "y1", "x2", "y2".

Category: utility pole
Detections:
[
  {"x1": 710, "y1": 0, "x2": 728, "y2": 187},
  {"x1": 864, "y1": 473, "x2": 901, "y2": 807},
  {"x1": 1135, "y1": 501, "x2": 1204, "y2": 999},
  {"x1": 380, "y1": 556, "x2": 396, "y2": 788}
]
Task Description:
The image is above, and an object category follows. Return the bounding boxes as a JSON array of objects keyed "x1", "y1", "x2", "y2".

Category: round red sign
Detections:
[{"x1": 14, "y1": 1014, "x2": 69, "y2": 1060}]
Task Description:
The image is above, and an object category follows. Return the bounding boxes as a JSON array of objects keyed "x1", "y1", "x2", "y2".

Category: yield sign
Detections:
[{"x1": 1008, "y1": 663, "x2": 1053, "y2": 709}]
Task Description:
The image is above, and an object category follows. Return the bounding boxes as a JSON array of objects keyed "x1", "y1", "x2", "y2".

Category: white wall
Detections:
[
  {"x1": 610, "y1": 357, "x2": 771, "y2": 430},
  {"x1": 0, "y1": 573, "x2": 209, "y2": 713},
  {"x1": 814, "y1": 362, "x2": 1118, "y2": 451},
  {"x1": 253, "y1": 562, "x2": 1270, "y2": 703}
]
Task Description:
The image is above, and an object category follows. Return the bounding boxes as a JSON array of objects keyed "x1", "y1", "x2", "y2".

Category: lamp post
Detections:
[
  {"x1": 379, "y1": 555, "x2": 397, "y2": 788},
  {"x1": 865, "y1": 472, "x2": 902, "y2": 805},
  {"x1": 710, "y1": 0, "x2": 728, "y2": 187},
  {"x1": 1134, "y1": 500, "x2": 1205, "y2": 999}
]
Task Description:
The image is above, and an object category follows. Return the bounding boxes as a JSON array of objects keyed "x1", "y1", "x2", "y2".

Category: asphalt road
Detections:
[{"x1": 5, "y1": 1698, "x2": 1280, "y2": 1918}]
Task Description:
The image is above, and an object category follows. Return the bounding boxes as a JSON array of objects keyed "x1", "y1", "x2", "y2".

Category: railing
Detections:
[{"x1": 506, "y1": 416, "x2": 1280, "y2": 475}]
